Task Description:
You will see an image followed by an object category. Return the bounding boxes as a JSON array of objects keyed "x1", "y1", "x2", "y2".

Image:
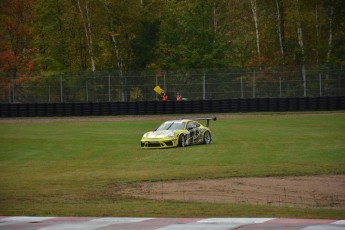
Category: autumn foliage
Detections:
[{"x1": 0, "y1": 0, "x2": 36, "y2": 84}]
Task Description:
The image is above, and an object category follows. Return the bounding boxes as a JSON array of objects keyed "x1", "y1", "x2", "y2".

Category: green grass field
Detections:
[{"x1": 0, "y1": 112, "x2": 344, "y2": 218}]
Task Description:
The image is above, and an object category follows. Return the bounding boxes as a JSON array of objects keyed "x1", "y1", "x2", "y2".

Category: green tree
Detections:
[{"x1": 158, "y1": 0, "x2": 228, "y2": 70}]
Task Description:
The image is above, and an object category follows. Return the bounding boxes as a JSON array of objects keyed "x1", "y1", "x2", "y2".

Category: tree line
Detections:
[{"x1": 0, "y1": 0, "x2": 344, "y2": 94}]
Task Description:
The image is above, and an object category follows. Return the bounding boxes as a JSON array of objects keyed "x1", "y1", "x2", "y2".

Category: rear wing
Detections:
[{"x1": 182, "y1": 117, "x2": 217, "y2": 127}]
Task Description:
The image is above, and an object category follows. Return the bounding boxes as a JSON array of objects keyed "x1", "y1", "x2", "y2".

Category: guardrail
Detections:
[{"x1": 1, "y1": 96, "x2": 344, "y2": 117}]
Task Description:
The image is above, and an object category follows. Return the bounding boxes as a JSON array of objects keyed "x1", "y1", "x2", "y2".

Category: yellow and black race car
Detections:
[{"x1": 141, "y1": 117, "x2": 216, "y2": 148}]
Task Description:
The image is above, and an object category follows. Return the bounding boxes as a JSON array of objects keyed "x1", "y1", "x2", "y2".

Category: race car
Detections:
[{"x1": 141, "y1": 117, "x2": 216, "y2": 148}]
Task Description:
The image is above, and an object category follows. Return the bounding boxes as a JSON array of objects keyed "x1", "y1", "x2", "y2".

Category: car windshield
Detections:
[{"x1": 156, "y1": 121, "x2": 185, "y2": 131}]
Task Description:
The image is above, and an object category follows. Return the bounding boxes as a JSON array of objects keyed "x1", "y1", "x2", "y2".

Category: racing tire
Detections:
[
  {"x1": 178, "y1": 134, "x2": 186, "y2": 147},
  {"x1": 203, "y1": 131, "x2": 212, "y2": 144}
]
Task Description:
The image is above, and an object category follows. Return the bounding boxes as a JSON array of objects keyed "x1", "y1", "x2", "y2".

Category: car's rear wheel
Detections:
[
  {"x1": 178, "y1": 134, "x2": 185, "y2": 147},
  {"x1": 203, "y1": 131, "x2": 211, "y2": 144}
]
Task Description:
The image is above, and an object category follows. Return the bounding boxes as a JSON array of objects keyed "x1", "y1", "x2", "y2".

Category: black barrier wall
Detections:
[{"x1": 0, "y1": 97, "x2": 344, "y2": 117}]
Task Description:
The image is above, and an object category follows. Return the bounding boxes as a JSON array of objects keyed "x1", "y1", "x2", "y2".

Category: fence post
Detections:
[
  {"x1": 302, "y1": 64, "x2": 307, "y2": 97},
  {"x1": 60, "y1": 75, "x2": 63, "y2": 103},
  {"x1": 253, "y1": 70, "x2": 256, "y2": 98},
  {"x1": 48, "y1": 82, "x2": 51, "y2": 103},
  {"x1": 241, "y1": 76, "x2": 244, "y2": 98},
  {"x1": 8, "y1": 84, "x2": 10, "y2": 103},
  {"x1": 12, "y1": 78, "x2": 15, "y2": 103},
  {"x1": 279, "y1": 76, "x2": 282, "y2": 97},
  {"x1": 108, "y1": 75, "x2": 111, "y2": 102},
  {"x1": 319, "y1": 73, "x2": 322, "y2": 97},
  {"x1": 203, "y1": 71, "x2": 206, "y2": 100},
  {"x1": 85, "y1": 79, "x2": 89, "y2": 102},
  {"x1": 155, "y1": 75, "x2": 158, "y2": 101}
]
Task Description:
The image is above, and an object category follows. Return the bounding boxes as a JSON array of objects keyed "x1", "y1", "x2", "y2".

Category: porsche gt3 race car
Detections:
[{"x1": 141, "y1": 117, "x2": 216, "y2": 148}]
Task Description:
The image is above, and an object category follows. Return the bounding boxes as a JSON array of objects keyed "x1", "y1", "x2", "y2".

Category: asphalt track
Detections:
[{"x1": 0, "y1": 217, "x2": 344, "y2": 230}]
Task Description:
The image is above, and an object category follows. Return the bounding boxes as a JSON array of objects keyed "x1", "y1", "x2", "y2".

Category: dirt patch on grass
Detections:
[{"x1": 113, "y1": 175, "x2": 345, "y2": 209}]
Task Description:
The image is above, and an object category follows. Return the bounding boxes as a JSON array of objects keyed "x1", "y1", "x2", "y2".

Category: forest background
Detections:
[{"x1": 0, "y1": 0, "x2": 344, "y2": 102}]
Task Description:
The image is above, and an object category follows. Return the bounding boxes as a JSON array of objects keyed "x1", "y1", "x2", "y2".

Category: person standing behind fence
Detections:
[
  {"x1": 176, "y1": 92, "x2": 182, "y2": 101},
  {"x1": 161, "y1": 91, "x2": 168, "y2": 101}
]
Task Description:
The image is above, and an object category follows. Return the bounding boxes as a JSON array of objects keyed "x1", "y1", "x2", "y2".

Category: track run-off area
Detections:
[{"x1": 0, "y1": 216, "x2": 344, "y2": 230}]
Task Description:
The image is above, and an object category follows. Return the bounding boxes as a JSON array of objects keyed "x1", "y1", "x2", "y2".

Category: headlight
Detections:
[{"x1": 142, "y1": 133, "x2": 148, "y2": 138}]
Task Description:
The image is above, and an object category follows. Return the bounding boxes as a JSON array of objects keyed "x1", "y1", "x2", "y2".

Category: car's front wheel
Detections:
[
  {"x1": 203, "y1": 131, "x2": 211, "y2": 144},
  {"x1": 178, "y1": 134, "x2": 185, "y2": 147}
]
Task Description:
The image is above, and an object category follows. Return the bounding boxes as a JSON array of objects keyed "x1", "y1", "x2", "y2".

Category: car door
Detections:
[
  {"x1": 187, "y1": 121, "x2": 203, "y2": 144},
  {"x1": 186, "y1": 121, "x2": 195, "y2": 144},
  {"x1": 193, "y1": 121, "x2": 202, "y2": 143}
]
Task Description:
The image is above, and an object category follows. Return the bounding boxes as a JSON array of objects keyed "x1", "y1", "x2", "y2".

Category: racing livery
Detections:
[{"x1": 141, "y1": 117, "x2": 216, "y2": 148}]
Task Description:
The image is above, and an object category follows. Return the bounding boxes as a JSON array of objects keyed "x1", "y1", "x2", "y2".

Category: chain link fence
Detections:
[{"x1": 2, "y1": 66, "x2": 344, "y2": 103}]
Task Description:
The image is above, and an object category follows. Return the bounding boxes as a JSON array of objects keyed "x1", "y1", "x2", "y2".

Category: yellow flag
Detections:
[{"x1": 154, "y1": 85, "x2": 164, "y2": 95}]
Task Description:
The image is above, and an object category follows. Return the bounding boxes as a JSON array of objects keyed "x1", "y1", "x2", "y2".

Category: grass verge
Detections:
[{"x1": 0, "y1": 112, "x2": 344, "y2": 218}]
